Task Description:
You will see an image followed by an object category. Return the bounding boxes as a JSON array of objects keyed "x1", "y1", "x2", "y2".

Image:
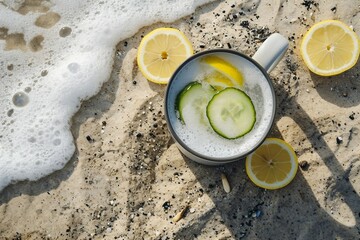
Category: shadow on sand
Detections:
[{"x1": 172, "y1": 75, "x2": 360, "y2": 239}]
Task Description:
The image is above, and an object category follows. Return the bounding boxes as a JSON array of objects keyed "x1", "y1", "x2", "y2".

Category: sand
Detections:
[{"x1": 1, "y1": 0, "x2": 360, "y2": 239}]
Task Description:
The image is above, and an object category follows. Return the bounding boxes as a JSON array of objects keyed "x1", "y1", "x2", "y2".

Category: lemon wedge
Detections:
[
  {"x1": 246, "y1": 138, "x2": 298, "y2": 190},
  {"x1": 137, "y1": 28, "x2": 193, "y2": 84},
  {"x1": 201, "y1": 55, "x2": 244, "y2": 90},
  {"x1": 301, "y1": 20, "x2": 360, "y2": 76}
]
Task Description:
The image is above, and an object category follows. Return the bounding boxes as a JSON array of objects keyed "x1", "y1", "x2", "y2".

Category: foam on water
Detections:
[
  {"x1": 170, "y1": 52, "x2": 274, "y2": 159},
  {"x1": 0, "y1": 0, "x2": 214, "y2": 191}
]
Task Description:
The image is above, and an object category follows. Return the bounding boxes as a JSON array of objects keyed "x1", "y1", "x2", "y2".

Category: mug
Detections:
[{"x1": 164, "y1": 33, "x2": 289, "y2": 165}]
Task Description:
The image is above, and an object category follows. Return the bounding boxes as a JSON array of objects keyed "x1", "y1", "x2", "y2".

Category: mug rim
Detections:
[{"x1": 164, "y1": 49, "x2": 276, "y2": 163}]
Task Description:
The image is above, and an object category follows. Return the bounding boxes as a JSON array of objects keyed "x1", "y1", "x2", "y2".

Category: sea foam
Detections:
[{"x1": 0, "y1": 0, "x2": 213, "y2": 191}]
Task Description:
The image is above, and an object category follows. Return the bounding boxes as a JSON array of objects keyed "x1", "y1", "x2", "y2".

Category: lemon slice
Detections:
[
  {"x1": 201, "y1": 55, "x2": 244, "y2": 90},
  {"x1": 301, "y1": 20, "x2": 360, "y2": 76},
  {"x1": 245, "y1": 138, "x2": 298, "y2": 190},
  {"x1": 203, "y1": 72, "x2": 234, "y2": 91},
  {"x1": 137, "y1": 28, "x2": 193, "y2": 84}
]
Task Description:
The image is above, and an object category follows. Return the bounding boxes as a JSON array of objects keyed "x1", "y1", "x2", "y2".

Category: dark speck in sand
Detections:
[
  {"x1": 336, "y1": 136, "x2": 343, "y2": 144},
  {"x1": 162, "y1": 201, "x2": 171, "y2": 211},
  {"x1": 301, "y1": 0, "x2": 319, "y2": 11},
  {"x1": 7, "y1": 64, "x2": 14, "y2": 70},
  {"x1": 238, "y1": 232, "x2": 246, "y2": 239},
  {"x1": 86, "y1": 135, "x2": 94, "y2": 142},
  {"x1": 245, "y1": 220, "x2": 252, "y2": 226},
  {"x1": 299, "y1": 160, "x2": 309, "y2": 170},
  {"x1": 240, "y1": 20, "x2": 249, "y2": 28},
  {"x1": 286, "y1": 58, "x2": 299, "y2": 72},
  {"x1": 349, "y1": 112, "x2": 355, "y2": 120},
  {"x1": 251, "y1": 26, "x2": 271, "y2": 41}
]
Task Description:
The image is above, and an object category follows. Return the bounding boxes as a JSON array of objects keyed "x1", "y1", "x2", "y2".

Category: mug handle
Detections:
[{"x1": 252, "y1": 33, "x2": 289, "y2": 73}]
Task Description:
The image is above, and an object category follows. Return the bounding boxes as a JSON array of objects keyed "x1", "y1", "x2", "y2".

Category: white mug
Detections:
[{"x1": 165, "y1": 33, "x2": 289, "y2": 165}]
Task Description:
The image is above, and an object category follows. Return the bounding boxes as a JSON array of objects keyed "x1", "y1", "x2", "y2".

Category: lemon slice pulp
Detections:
[
  {"x1": 137, "y1": 28, "x2": 193, "y2": 84},
  {"x1": 301, "y1": 20, "x2": 360, "y2": 76},
  {"x1": 201, "y1": 55, "x2": 244, "y2": 90},
  {"x1": 246, "y1": 138, "x2": 298, "y2": 190}
]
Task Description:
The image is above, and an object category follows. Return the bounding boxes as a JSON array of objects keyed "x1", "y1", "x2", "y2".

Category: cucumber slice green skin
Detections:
[
  {"x1": 175, "y1": 82, "x2": 196, "y2": 120},
  {"x1": 176, "y1": 82, "x2": 215, "y2": 125},
  {"x1": 206, "y1": 87, "x2": 256, "y2": 139}
]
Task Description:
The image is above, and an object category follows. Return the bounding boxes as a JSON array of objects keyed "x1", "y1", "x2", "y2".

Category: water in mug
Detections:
[{"x1": 167, "y1": 52, "x2": 274, "y2": 159}]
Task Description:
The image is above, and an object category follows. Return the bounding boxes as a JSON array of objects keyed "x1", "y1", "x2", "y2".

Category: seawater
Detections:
[
  {"x1": 0, "y1": 0, "x2": 214, "y2": 191},
  {"x1": 169, "y1": 52, "x2": 274, "y2": 159}
]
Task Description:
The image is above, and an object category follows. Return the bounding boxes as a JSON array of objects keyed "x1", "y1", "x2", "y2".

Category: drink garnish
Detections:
[
  {"x1": 245, "y1": 138, "x2": 298, "y2": 190},
  {"x1": 137, "y1": 28, "x2": 193, "y2": 84},
  {"x1": 301, "y1": 20, "x2": 360, "y2": 76}
]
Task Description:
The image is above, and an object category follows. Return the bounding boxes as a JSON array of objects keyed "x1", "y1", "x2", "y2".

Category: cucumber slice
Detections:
[
  {"x1": 206, "y1": 87, "x2": 256, "y2": 139},
  {"x1": 177, "y1": 82, "x2": 216, "y2": 126}
]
